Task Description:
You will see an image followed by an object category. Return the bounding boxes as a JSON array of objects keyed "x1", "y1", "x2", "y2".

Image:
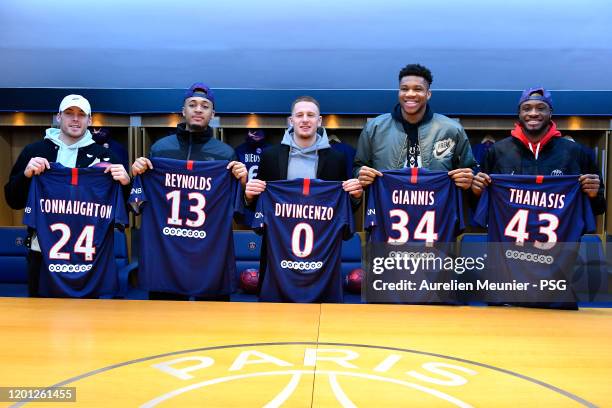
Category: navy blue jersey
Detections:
[
  {"x1": 474, "y1": 174, "x2": 595, "y2": 303},
  {"x1": 235, "y1": 142, "x2": 268, "y2": 227},
  {"x1": 234, "y1": 142, "x2": 269, "y2": 181},
  {"x1": 129, "y1": 158, "x2": 241, "y2": 296},
  {"x1": 474, "y1": 174, "x2": 595, "y2": 243},
  {"x1": 253, "y1": 179, "x2": 354, "y2": 302},
  {"x1": 366, "y1": 168, "x2": 464, "y2": 243},
  {"x1": 23, "y1": 163, "x2": 128, "y2": 298}
]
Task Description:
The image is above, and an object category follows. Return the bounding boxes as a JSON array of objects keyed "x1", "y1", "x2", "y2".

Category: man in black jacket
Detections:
[
  {"x1": 4, "y1": 94, "x2": 130, "y2": 296},
  {"x1": 244, "y1": 96, "x2": 362, "y2": 297},
  {"x1": 131, "y1": 82, "x2": 247, "y2": 301},
  {"x1": 245, "y1": 96, "x2": 361, "y2": 201},
  {"x1": 471, "y1": 87, "x2": 604, "y2": 214},
  {"x1": 132, "y1": 82, "x2": 247, "y2": 176},
  {"x1": 471, "y1": 87, "x2": 605, "y2": 309}
]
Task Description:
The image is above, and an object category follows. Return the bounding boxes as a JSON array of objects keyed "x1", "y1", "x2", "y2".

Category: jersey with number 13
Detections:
[{"x1": 130, "y1": 158, "x2": 241, "y2": 296}]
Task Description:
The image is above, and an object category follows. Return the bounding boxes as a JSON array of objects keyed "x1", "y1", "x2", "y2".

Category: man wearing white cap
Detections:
[{"x1": 4, "y1": 94, "x2": 130, "y2": 297}]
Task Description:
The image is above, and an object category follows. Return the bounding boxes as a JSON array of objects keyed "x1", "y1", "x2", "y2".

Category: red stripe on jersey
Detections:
[
  {"x1": 410, "y1": 167, "x2": 419, "y2": 184},
  {"x1": 536, "y1": 175, "x2": 544, "y2": 184},
  {"x1": 186, "y1": 160, "x2": 194, "y2": 171},
  {"x1": 71, "y1": 168, "x2": 78, "y2": 185},
  {"x1": 303, "y1": 178, "x2": 311, "y2": 196}
]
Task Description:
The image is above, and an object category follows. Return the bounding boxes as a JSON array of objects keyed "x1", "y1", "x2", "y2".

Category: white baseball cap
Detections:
[{"x1": 58, "y1": 94, "x2": 91, "y2": 115}]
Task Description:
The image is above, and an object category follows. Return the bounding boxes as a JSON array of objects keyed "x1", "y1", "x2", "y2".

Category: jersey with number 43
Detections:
[
  {"x1": 253, "y1": 179, "x2": 354, "y2": 302},
  {"x1": 474, "y1": 174, "x2": 595, "y2": 244},
  {"x1": 473, "y1": 174, "x2": 595, "y2": 304},
  {"x1": 24, "y1": 163, "x2": 128, "y2": 298},
  {"x1": 129, "y1": 158, "x2": 241, "y2": 296},
  {"x1": 366, "y1": 168, "x2": 464, "y2": 243}
]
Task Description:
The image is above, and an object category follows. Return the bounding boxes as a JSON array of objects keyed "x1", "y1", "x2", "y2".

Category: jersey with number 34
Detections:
[{"x1": 366, "y1": 168, "x2": 464, "y2": 243}]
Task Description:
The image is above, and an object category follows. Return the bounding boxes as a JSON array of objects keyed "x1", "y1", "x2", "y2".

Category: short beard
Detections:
[
  {"x1": 519, "y1": 118, "x2": 550, "y2": 137},
  {"x1": 187, "y1": 123, "x2": 205, "y2": 132}
]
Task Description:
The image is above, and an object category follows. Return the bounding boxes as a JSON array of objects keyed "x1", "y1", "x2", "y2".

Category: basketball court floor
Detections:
[{"x1": 0, "y1": 297, "x2": 610, "y2": 407}]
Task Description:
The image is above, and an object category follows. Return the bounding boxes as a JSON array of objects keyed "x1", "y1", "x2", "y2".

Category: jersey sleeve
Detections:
[
  {"x1": 473, "y1": 187, "x2": 489, "y2": 228},
  {"x1": 581, "y1": 191, "x2": 597, "y2": 234},
  {"x1": 231, "y1": 175, "x2": 244, "y2": 217},
  {"x1": 342, "y1": 191, "x2": 356, "y2": 240},
  {"x1": 113, "y1": 183, "x2": 129, "y2": 226},
  {"x1": 128, "y1": 175, "x2": 147, "y2": 214},
  {"x1": 22, "y1": 175, "x2": 39, "y2": 229},
  {"x1": 364, "y1": 182, "x2": 378, "y2": 231},
  {"x1": 455, "y1": 185, "x2": 465, "y2": 231},
  {"x1": 251, "y1": 190, "x2": 267, "y2": 234}
]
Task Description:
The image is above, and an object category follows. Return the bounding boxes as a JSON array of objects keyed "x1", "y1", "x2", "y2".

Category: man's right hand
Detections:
[
  {"x1": 471, "y1": 172, "x2": 491, "y2": 196},
  {"x1": 24, "y1": 157, "x2": 50, "y2": 178},
  {"x1": 245, "y1": 179, "x2": 267, "y2": 204},
  {"x1": 131, "y1": 157, "x2": 153, "y2": 176},
  {"x1": 357, "y1": 165, "x2": 383, "y2": 188}
]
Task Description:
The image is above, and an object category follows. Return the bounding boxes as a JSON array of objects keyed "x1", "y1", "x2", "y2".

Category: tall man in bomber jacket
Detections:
[{"x1": 354, "y1": 64, "x2": 477, "y2": 189}]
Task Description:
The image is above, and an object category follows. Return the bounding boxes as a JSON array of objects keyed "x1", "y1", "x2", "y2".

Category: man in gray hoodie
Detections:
[
  {"x1": 244, "y1": 96, "x2": 362, "y2": 297},
  {"x1": 4, "y1": 94, "x2": 130, "y2": 296},
  {"x1": 245, "y1": 96, "x2": 362, "y2": 203}
]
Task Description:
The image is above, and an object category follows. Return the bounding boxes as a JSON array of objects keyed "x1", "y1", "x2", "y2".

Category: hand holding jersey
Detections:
[
  {"x1": 133, "y1": 155, "x2": 246, "y2": 186},
  {"x1": 353, "y1": 64, "x2": 477, "y2": 190},
  {"x1": 473, "y1": 87, "x2": 605, "y2": 208}
]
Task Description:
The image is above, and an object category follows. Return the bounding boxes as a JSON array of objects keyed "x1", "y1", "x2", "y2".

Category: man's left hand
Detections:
[
  {"x1": 228, "y1": 161, "x2": 248, "y2": 186},
  {"x1": 448, "y1": 168, "x2": 474, "y2": 190},
  {"x1": 579, "y1": 174, "x2": 600, "y2": 198},
  {"x1": 105, "y1": 164, "x2": 131, "y2": 186},
  {"x1": 342, "y1": 178, "x2": 363, "y2": 199}
]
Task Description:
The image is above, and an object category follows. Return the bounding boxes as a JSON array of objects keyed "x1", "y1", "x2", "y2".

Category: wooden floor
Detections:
[{"x1": 0, "y1": 298, "x2": 610, "y2": 407}]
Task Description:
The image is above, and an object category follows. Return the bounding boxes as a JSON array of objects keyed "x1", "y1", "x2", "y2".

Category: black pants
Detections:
[{"x1": 26, "y1": 250, "x2": 42, "y2": 297}]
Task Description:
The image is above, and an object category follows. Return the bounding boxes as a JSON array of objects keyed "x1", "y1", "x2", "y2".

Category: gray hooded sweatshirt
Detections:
[
  {"x1": 282, "y1": 127, "x2": 331, "y2": 180},
  {"x1": 44, "y1": 128, "x2": 96, "y2": 168}
]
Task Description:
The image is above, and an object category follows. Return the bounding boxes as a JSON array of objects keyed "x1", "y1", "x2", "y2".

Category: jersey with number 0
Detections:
[
  {"x1": 23, "y1": 163, "x2": 128, "y2": 298},
  {"x1": 129, "y1": 158, "x2": 241, "y2": 296},
  {"x1": 366, "y1": 168, "x2": 464, "y2": 243},
  {"x1": 253, "y1": 179, "x2": 354, "y2": 302},
  {"x1": 474, "y1": 174, "x2": 595, "y2": 243}
]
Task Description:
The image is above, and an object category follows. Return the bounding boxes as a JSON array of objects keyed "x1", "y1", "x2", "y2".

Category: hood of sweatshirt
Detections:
[
  {"x1": 281, "y1": 126, "x2": 331, "y2": 152},
  {"x1": 44, "y1": 127, "x2": 96, "y2": 167},
  {"x1": 511, "y1": 121, "x2": 561, "y2": 159}
]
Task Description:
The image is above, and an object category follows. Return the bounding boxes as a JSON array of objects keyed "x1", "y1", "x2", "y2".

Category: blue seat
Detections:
[
  {"x1": 232, "y1": 230, "x2": 263, "y2": 300},
  {"x1": 341, "y1": 233, "x2": 363, "y2": 282},
  {"x1": 574, "y1": 235, "x2": 607, "y2": 303},
  {"x1": 233, "y1": 230, "x2": 263, "y2": 275},
  {"x1": 0, "y1": 227, "x2": 28, "y2": 284},
  {"x1": 112, "y1": 229, "x2": 139, "y2": 298}
]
